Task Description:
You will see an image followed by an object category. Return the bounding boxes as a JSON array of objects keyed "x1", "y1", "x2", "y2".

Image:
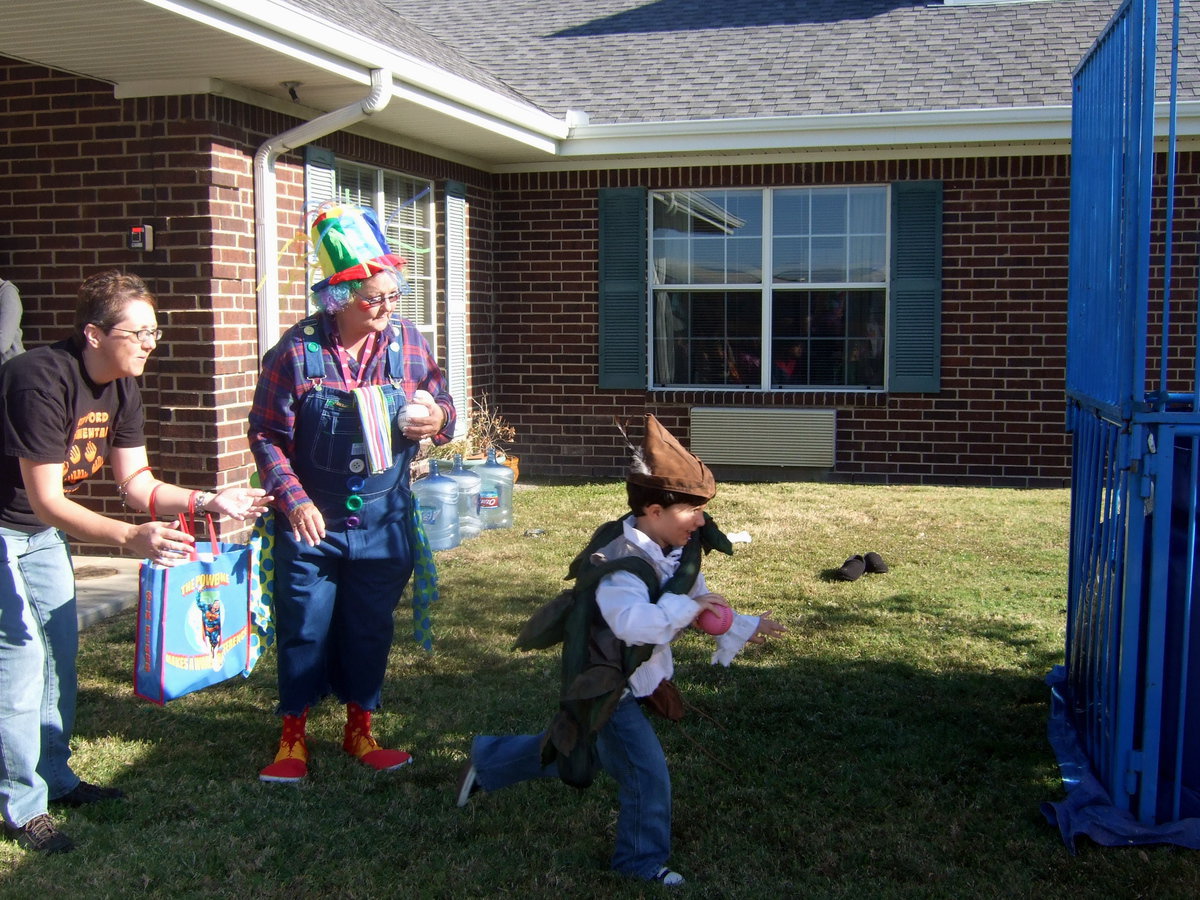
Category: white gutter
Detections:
[
  {"x1": 149, "y1": 0, "x2": 566, "y2": 141},
  {"x1": 552, "y1": 100, "x2": 1200, "y2": 163},
  {"x1": 253, "y1": 68, "x2": 391, "y2": 357}
]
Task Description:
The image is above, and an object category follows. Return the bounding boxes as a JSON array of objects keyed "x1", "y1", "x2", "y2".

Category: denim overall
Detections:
[{"x1": 272, "y1": 327, "x2": 420, "y2": 715}]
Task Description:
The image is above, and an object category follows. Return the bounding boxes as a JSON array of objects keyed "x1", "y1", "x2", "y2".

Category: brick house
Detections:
[{"x1": 2, "y1": 0, "x2": 1197, "y2": 538}]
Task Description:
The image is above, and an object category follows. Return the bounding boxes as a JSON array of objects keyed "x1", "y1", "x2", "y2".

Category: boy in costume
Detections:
[{"x1": 455, "y1": 415, "x2": 786, "y2": 886}]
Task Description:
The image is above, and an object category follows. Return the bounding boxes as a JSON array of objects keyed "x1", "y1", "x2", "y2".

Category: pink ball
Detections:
[{"x1": 696, "y1": 602, "x2": 734, "y2": 636}]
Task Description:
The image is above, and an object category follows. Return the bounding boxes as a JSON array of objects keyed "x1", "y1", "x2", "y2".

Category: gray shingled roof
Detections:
[
  {"x1": 373, "y1": 0, "x2": 1196, "y2": 125},
  {"x1": 285, "y1": 0, "x2": 543, "y2": 110}
]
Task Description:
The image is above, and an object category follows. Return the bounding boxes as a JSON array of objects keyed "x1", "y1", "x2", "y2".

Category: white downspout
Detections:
[{"x1": 253, "y1": 68, "x2": 392, "y2": 356}]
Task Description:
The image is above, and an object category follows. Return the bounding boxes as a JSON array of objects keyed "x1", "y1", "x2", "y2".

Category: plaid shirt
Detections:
[{"x1": 248, "y1": 313, "x2": 455, "y2": 515}]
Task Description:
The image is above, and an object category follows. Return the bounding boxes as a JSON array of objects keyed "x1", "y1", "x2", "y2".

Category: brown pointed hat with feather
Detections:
[{"x1": 623, "y1": 414, "x2": 716, "y2": 500}]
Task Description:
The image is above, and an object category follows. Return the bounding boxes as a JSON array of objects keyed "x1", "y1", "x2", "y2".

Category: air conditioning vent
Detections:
[{"x1": 689, "y1": 407, "x2": 836, "y2": 467}]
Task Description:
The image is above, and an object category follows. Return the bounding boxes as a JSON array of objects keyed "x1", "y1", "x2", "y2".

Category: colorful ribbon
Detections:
[
  {"x1": 408, "y1": 505, "x2": 438, "y2": 651},
  {"x1": 351, "y1": 385, "x2": 394, "y2": 475}
]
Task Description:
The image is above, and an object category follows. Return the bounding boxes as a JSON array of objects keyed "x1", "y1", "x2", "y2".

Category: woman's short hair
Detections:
[{"x1": 74, "y1": 270, "x2": 156, "y2": 345}]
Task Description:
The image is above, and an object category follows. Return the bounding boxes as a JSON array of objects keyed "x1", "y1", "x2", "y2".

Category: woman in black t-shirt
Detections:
[{"x1": 0, "y1": 270, "x2": 270, "y2": 855}]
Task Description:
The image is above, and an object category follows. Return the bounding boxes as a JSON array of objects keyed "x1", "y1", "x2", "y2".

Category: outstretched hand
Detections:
[
  {"x1": 209, "y1": 487, "x2": 272, "y2": 522},
  {"x1": 748, "y1": 612, "x2": 787, "y2": 645}
]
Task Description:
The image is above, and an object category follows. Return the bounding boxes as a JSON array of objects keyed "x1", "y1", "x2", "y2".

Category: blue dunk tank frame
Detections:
[{"x1": 1044, "y1": 0, "x2": 1200, "y2": 848}]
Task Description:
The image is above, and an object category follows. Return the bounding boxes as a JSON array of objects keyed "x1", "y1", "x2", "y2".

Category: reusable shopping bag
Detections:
[{"x1": 133, "y1": 502, "x2": 257, "y2": 705}]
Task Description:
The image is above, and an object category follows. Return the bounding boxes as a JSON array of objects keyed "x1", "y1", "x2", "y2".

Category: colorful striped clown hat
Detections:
[{"x1": 309, "y1": 204, "x2": 406, "y2": 292}]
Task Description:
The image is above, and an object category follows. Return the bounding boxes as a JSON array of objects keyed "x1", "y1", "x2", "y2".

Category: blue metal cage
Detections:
[{"x1": 1058, "y1": 0, "x2": 1198, "y2": 831}]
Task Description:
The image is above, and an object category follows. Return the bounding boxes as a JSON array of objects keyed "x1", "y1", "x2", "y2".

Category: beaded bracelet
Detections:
[{"x1": 117, "y1": 465, "x2": 153, "y2": 499}]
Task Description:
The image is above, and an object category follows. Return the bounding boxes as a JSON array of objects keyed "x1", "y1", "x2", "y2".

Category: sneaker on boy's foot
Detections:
[
  {"x1": 455, "y1": 761, "x2": 481, "y2": 807},
  {"x1": 652, "y1": 866, "x2": 685, "y2": 886},
  {"x1": 53, "y1": 780, "x2": 125, "y2": 806},
  {"x1": 5, "y1": 814, "x2": 75, "y2": 854}
]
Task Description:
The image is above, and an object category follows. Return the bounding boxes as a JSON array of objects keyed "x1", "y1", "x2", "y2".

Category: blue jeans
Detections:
[
  {"x1": 471, "y1": 694, "x2": 672, "y2": 880},
  {"x1": 0, "y1": 526, "x2": 81, "y2": 827}
]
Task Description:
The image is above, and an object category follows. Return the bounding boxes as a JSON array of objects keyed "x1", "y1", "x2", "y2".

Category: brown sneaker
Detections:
[{"x1": 5, "y1": 814, "x2": 74, "y2": 854}]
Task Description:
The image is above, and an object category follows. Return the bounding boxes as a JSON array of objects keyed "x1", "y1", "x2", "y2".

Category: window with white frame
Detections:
[
  {"x1": 309, "y1": 157, "x2": 437, "y2": 347},
  {"x1": 650, "y1": 186, "x2": 888, "y2": 390}
]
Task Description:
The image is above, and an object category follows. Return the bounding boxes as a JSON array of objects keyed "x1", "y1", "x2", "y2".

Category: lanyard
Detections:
[{"x1": 330, "y1": 325, "x2": 382, "y2": 390}]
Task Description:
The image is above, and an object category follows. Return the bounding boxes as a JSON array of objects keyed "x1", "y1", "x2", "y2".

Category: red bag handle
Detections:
[{"x1": 175, "y1": 491, "x2": 219, "y2": 560}]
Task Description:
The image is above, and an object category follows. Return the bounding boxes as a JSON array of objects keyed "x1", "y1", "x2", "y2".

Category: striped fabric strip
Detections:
[{"x1": 351, "y1": 385, "x2": 393, "y2": 474}]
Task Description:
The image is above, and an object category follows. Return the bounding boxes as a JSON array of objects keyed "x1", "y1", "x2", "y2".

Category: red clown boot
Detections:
[
  {"x1": 343, "y1": 703, "x2": 412, "y2": 771},
  {"x1": 259, "y1": 711, "x2": 309, "y2": 783}
]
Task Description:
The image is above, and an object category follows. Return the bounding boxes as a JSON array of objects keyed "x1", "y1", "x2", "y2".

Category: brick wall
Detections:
[
  {"x1": 0, "y1": 57, "x2": 489, "y2": 552},
  {"x1": 5, "y1": 54, "x2": 1194, "y2": 498},
  {"x1": 491, "y1": 158, "x2": 1090, "y2": 487}
]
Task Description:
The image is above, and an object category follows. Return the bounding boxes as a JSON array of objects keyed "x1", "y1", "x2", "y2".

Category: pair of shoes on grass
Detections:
[
  {"x1": 836, "y1": 551, "x2": 889, "y2": 581},
  {"x1": 4, "y1": 813, "x2": 74, "y2": 854}
]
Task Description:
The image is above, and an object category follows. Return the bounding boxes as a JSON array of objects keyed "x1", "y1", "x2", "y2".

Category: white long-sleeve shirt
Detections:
[{"x1": 594, "y1": 515, "x2": 759, "y2": 697}]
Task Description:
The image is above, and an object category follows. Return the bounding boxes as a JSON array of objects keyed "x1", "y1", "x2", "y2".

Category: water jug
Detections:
[
  {"x1": 477, "y1": 447, "x2": 515, "y2": 530},
  {"x1": 411, "y1": 460, "x2": 461, "y2": 550},
  {"x1": 446, "y1": 454, "x2": 482, "y2": 540}
]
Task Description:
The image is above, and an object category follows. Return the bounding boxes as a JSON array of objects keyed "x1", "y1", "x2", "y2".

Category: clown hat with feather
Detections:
[{"x1": 309, "y1": 203, "x2": 408, "y2": 310}]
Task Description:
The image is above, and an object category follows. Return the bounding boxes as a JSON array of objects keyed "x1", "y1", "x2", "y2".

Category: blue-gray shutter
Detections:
[
  {"x1": 888, "y1": 180, "x2": 943, "y2": 393},
  {"x1": 598, "y1": 187, "x2": 648, "y2": 389}
]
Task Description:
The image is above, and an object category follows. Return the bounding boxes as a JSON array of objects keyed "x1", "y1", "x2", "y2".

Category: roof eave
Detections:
[{"x1": 488, "y1": 101, "x2": 1200, "y2": 173}]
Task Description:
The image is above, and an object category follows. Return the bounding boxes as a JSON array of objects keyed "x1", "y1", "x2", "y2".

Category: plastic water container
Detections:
[
  {"x1": 446, "y1": 454, "x2": 482, "y2": 540},
  {"x1": 411, "y1": 460, "x2": 460, "y2": 550},
  {"x1": 477, "y1": 447, "x2": 515, "y2": 530}
]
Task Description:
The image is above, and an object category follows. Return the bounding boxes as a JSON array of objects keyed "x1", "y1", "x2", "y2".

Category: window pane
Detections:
[
  {"x1": 652, "y1": 290, "x2": 761, "y2": 387},
  {"x1": 651, "y1": 190, "x2": 761, "y2": 285},
  {"x1": 772, "y1": 237, "x2": 809, "y2": 283},
  {"x1": 848, "y1": 186, "x2": 886, "y2": 234},
  {"x1": 810, "y1": 236, "x2": 846, "y2": 283},
  {"x1": 771, "y1": 288, "x2": 885, "y2": 389},
  {"x1": 774, "y1": 190, "x2": 811, "y2": 237},
  {"x1": 653, "y1": 237, "x2": 689, "y2": 284},
  {"x1": 809, "y1": 191, "x2": 847, "y2": 234},
  {"x1": 848, "y1": 235, "x2": 886, "y2": 282}
]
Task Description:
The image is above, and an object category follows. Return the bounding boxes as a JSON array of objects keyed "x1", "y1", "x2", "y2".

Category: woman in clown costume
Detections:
[{"x1": 249, "y1": 204, "x2": 456, "y2": 782}]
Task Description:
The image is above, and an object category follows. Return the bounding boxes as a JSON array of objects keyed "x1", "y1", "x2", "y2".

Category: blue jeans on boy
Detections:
[
  {"x1": 471, "y1": 693, "x2": 672, "y2": 880},
  {"x1": 0, "y1": 526, "x2": 82, "y2": 827}
]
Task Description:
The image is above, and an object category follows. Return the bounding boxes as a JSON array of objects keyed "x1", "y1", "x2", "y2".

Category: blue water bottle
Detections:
[
  {"x1": 477, "y1": 447, "x2": 514, "y2": 530},
  {"x1": 411, "y1": 460, "x2": 461, "y2": 550}
]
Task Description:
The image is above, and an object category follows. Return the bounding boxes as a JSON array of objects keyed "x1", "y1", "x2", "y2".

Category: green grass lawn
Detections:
[{"x1": 2, "y1": 480, "x2": 1197, "y2": 898}]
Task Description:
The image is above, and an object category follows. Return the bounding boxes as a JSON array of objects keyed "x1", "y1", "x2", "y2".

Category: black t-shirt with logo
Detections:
[{"x1": 0, "y1": 340, "x2": 144, "y2": 531}]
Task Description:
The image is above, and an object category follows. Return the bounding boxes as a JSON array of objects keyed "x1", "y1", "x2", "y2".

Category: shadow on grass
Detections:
[{"x1": 37, "y1": 603, "x2": 1155, "y2": 899}]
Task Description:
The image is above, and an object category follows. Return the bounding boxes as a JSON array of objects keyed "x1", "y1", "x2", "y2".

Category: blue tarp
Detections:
[{"x1": 1042, "y1": 665, "x2": 1200, "y2": 852}]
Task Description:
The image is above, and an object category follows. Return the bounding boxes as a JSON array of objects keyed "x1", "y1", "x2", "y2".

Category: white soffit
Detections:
[{"x1": 1, "y1": 0, "x2": 565, "y2": 167}]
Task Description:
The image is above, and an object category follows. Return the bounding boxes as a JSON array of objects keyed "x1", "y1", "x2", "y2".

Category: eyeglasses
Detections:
[
  {"x1": 353, "y1": 290, "x2": 401, "y2": 309},
  {"x1": 109, "y1": 327, "x2": 163, "y2": 343}
]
